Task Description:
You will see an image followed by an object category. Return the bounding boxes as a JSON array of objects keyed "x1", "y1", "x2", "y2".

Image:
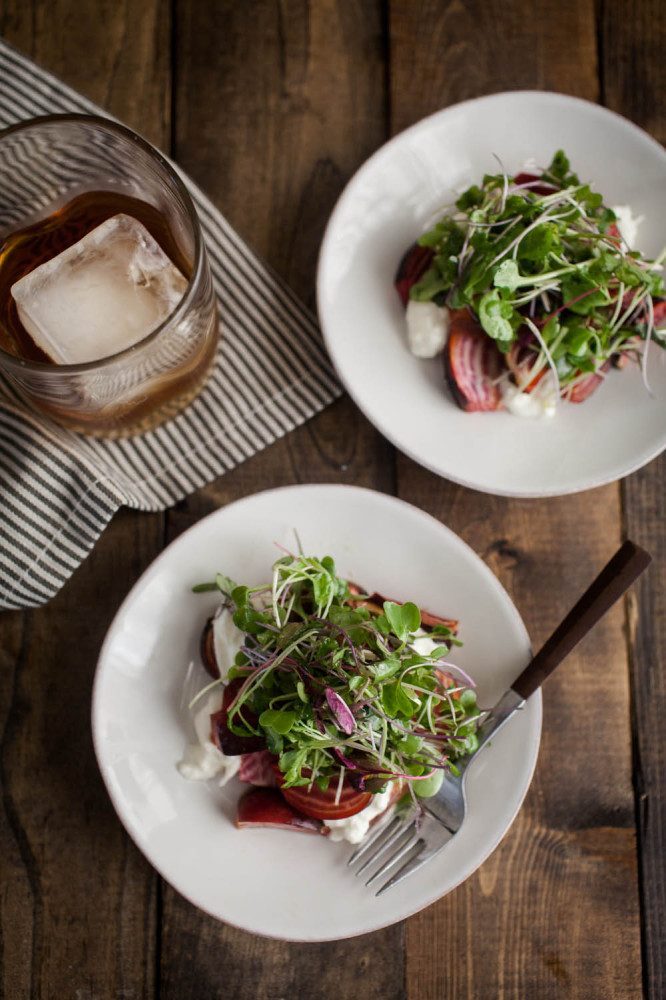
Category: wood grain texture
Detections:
[
  {"x1": 399, "y1": 482, "x2": 642, "y2": 999},
  {"x1": 168, "y1": 0, "x2": 394, "y2": 534},
  {"x1": 601, "y1": 0, "x2": 666, "y2": 144},
  {"x1": 0, "y1": 511, "x2": 163, "y2": 1000},
  {"x1": 0, "y1": 1, "x2": 661, "y2": 997},
  {"x1": 388, "y1": 0, "x2": 599, "y2": 135},
  {"x1": 388, "y1": 2, "x2": 643, "y2": 997},
  {"x1": 603, "y1": 6, "x2": 665, "y2": 994},
  {"x1": 160, "y1": 4, "x2": 400, "y2": 999},
  {"x1": 0, "y1": 0, "x2": 170, "y2": 147},
  {"x1": 0, "y1": 2, "x2": 170, "y2": 997},
  {"x1": 621, "y1": 456, "x2": 666, "y2": 1000}
]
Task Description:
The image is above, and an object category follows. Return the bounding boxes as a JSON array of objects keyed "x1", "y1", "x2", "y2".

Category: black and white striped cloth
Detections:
[{"x1": 0, "y1": 41, "x2": 341, "y2": 611}]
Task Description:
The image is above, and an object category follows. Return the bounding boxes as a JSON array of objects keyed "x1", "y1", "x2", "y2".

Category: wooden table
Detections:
[{"x1": 1, "y1": 2, "x2": 663, "y2": 997}]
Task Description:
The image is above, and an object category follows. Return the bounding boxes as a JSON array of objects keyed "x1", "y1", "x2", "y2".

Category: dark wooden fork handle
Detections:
[{"x1": 511, "y1": 541, "x2": 651, "y2": 700}]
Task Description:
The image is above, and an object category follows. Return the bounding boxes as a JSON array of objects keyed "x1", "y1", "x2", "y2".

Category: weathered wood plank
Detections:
[
  {"x1": 0, "y1": 0, "x2": 171, "y2": 147},
  {"x1": 389, "y1": 0, "x2": 599, "y2": 136},
  {"x1": 604, "y1": 4, "x2": 666, "y2": 995},
  {"x1": 0, "y1": 3, "x2": 170, "y2": 996},
  {"x1": 621, "y1": 455, "x2": 666, "y2": 1000},
  {"x1": 161, "y1": 3, "x2": 400, "y2": 998},
  {"x1": 0, "y1": 511, "x2": 164, "y2": 1000},
  {"x1": 388, "y1": 1, "x2": 643, "y2": 997},
  {"x1": 602, "y1": 0, "x2": 666, "y2": 145}
]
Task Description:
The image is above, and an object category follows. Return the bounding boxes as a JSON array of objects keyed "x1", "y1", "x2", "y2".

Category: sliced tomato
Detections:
[{"x1": 275, "y1": 770, "x2": 372, "y2": 820}]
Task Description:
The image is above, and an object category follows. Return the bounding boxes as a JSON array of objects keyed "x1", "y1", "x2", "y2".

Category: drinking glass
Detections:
[{"x1": 0, "y1": 114, "x2": 219, "y2": 436}]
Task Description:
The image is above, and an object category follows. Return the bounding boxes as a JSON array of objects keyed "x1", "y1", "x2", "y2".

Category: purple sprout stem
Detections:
[{"x1": 311, "y1": 617, "x2": 361, "y2": 672}]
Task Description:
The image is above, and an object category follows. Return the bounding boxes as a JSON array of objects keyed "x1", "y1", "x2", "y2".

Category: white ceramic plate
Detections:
[
  {"x1": 92, "y1": 484, "x2": 541, "y2": 941},
  {"x1": 317, "y1": 92, "x2": 666, "y2": 497}
]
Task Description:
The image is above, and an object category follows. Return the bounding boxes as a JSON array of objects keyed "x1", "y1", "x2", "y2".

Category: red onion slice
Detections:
[{"x1": 325, "y1": 687, "x2": 355, "y2": 735}]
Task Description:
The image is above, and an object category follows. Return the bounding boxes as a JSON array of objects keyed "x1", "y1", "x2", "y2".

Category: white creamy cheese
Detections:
[
  {"x1": 409, "y1": 631, "x2": 441, "y2": 657},
  {"x1": 178, "y1": 611, "x2": 244, "y2": 784},
  {"x1": 502, "y1": 373, "x2": 558, "y2": 419},
  {"x1": 612, "y1": 204, "x2": 642, "y2": 249},
  {"x1": 177, "y1": 688, "x2": 241, "y2": 784},
  {"x1": 405, "y1": 299, "x2": 450, "y2": 358},
  {"x1": 178, "y1": 740, "x2": 238, "y2": 783},
  {"x1": 212, "y1": 605, "x2": 246, "y2": 681},
  {"x1": 324, "y1": 788, "x2": 392, "y2": 844}
]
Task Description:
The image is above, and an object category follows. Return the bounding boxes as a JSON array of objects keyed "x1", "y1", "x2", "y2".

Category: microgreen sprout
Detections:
[
  {"x1": 194, "y1": 554, "x2": 481, "y2": 794},
  {"x1": 410, "y1": 150, "x2": 665, "y2": 398}
]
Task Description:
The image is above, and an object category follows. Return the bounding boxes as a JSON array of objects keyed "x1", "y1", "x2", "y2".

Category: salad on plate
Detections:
[
  {"x1": 178, "y1": 552, "x2": 482, "y2": 844},
  {"x1": 396, "y1": 150, "x2": 666, "y2": 416}
]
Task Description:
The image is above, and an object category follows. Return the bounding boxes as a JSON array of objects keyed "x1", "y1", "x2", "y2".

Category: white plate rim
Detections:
[
  {"x1": 316, "y1": 90, "x2": 666, "y2": 499},
  {"x1": 91, "y1": 483, "x2": 542, "y2": 940}
]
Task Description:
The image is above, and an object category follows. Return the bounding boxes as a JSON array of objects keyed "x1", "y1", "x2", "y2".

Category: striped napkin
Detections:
[{"x1": 0, "y1": 41, "x2": 340, "y2": 611}]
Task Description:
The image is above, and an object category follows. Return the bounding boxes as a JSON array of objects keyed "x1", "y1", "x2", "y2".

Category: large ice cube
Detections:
[{"x1": 11, "y1": 213, "x2": 188, "y2": 365}]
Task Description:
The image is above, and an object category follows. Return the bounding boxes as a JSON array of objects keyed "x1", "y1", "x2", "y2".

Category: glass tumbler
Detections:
[{"x1": 0, "y1": 114, "x2": 219, "y2": 437}]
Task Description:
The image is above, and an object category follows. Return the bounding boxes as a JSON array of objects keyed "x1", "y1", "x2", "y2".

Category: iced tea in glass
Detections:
[{"x1": 0, "y1": 115, "x2": 219, "y2": 436}]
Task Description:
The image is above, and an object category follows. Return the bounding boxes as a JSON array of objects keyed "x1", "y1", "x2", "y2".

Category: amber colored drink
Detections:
[{"x1": 0, "y1": 115, "x2": 219, "y2": 437}]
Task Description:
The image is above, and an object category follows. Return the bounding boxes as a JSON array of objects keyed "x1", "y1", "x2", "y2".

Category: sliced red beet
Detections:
[
  {"x1": 348, "y1": 590, "x2": 458, "y2": 635},
  {"x1": 435, "y1": 668, "x2": 463, "y2": 701},
  {"x1": 444, "y1": 309, "x2": 504, "y2": 412},
  {"x1": 239, "y1": 750, "x2": 278, "y2": 786},
  {"x1": 236, "y1": 788, "x2": 326, "y2": 834},
  {"x1": 279, "y1": 779, "x2": 373, "y2": 820},
  {"x1": 395, "y1": 243, "x2": 435, "y2": 306},
  {"x1": 211, "y1": 677, "x2": 266, "y2": 756},
  {"x1": 513, "y1": 172, "x2": 558, "y2": 197},
  {"x1": 652, "y1": 299, "x2": 666, "y2": 328},
  {"x1": 612, "y1": 335, "x2": 641, "y2": 370},
  {"x1": 505, "y1": 332, "x2": 547, "y2": 394},
  {"x1": 607, "y1": 222, "x2": 622, "y2": 245},
  {"x1": 375, "y1": 595, "x2": 457, "y2": 633},
  {"x1": 419, "y1": 609, "x2": 459, "y2": 632},
  {"x1": 566, "y1": 360, "x2": 611, "y2": 404},
  {"x1": 620, "y1": 293, "x2": 666, "y2": 331},
  {"x1": 200, "y1": 617, "x2": 219, "y2": 678}
]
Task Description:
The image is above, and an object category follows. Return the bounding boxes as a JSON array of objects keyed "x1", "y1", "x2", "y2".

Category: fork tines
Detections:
[
  {"x1": 348, "y1": 807, "x2": 424, "y2": 895},
  {"x1": 348, "y1": 806, "x2": 454, "y2": 896}
]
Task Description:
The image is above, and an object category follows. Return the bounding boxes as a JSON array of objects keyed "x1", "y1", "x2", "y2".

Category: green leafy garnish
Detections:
[
  {"x1": 408, "y1": 149, "x2": 666, "y2": 397},
  {"x1": 194, "y1": 554, "x2": 481, "y2": 799}
]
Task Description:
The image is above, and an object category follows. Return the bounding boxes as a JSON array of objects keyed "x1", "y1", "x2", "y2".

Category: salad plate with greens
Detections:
[
  {"x1": 396, "y1": 149, "x2": 665, "y2": 415},
  {"x1": 317, "y1": 92, "x2": 666, "y2": 496},
  {"x1": 92, "y1": 484, "x2": 540, "y2": 940},
  {"x1": 179, "y1": 551, "x2": 480, "y2": 843}
]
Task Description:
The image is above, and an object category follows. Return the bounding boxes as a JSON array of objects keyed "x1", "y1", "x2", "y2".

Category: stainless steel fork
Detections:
[{"x1": 349, "y1": 540, "x2": 651, "y2": 896}]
